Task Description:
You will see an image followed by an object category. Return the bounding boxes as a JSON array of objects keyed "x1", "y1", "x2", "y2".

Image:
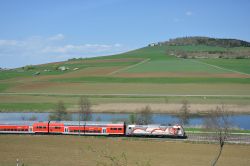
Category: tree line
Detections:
[{"x1": 49, "y1": 97, "x2": 92, "y2": 121}]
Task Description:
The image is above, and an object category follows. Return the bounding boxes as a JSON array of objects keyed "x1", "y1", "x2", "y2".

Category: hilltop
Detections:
[
  {"x1": 149, "y1": 37, "x2": 250, "y2": 59},
  {"x1": 164, "y1": 36, "x2": 250, "y2": 47}
]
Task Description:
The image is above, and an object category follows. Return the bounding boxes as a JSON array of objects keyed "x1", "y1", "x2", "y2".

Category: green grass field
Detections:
[
  {"x1": 124, "y1": 58, "x2": 231, "y2": 73},
  {"x1": 51, "y1": 76, "x2": 250, "y2": 84},
  {"x1": 199, "y1": 59, "x2": 250, "y2": 74}
]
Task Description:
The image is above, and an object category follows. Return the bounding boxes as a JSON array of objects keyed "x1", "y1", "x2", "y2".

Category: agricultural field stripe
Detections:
[
  {"x1": 107, "y1": 58, "x2": 151, "y2": 75},
  {"x1": 192, "y1": 59, "x2": 250, "y2": 76},
  {"x1": 1, "y1": 92, "x2": 250, "y2": 97}
]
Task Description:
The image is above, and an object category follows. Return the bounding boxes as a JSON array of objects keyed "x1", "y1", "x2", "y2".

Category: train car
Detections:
[
  {"x1": 0, "y1": 121, "x2": 33, "y2": 134},
  {"x1": 49, "y1": 121, "x2": 64, "y2": 134},
  {"x1": 61, "y1": 121, "x2": 125, "y2": 136},
  {"x1": 32, "y1": 121, "x2": 49, "y2": 134},
  {"x1": 62, "y1": 121, "x2": 85, "y2": 135},
  {"x1": 126, "y1": 124, "x2": 186, "y2": 138},
  {"x1": 85, "y1": 121, "x2": 125, "y2": 136}
]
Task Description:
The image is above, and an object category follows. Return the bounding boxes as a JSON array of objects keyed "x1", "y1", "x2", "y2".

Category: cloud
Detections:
[
  {"x1": 42, "y1": 43, "x2": 124, "y2": 55},
  {"x1": 185, "y1": 11, "x2": 193, "y2": 16},
  {"x1": 48, "y1": 34, "x2": 65, "y2": 41},
  {"x1": 0, "y1": 34, "x2": 132, "y2": 68},
  {"x1": 0, "y1": 40, "x2": 25, "y2": 47}
]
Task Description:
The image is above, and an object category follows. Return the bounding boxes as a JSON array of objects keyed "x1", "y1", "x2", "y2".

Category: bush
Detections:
[
  {"x1": 49, "y1": 101, "x2": 71, "y2": 121},
  {"x1": 23, "y1": 65, "x2": 35, "y2": 70},
  {"x1": 136, "y1": 105, "x2": 153, "y2": 125}
]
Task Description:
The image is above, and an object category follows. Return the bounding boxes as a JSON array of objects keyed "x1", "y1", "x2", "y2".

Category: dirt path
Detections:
[
  {"x1": 107, "y1": 58, "x2": 151, "y2": 75},
  {"x1": 2, "y1": 92, "x2": 250, "y2": 97},
  {"x1": 192, "y1": 59, "x2": 250, "y2": 76}
]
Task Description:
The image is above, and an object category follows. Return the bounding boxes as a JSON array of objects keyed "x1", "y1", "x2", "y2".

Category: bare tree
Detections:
[
  {"x1": 137, "y1": 105, "x2": 153, "y2": 125},
  {"x1": 203, "y1": 105, "x2": 232, "y2": 166},
  {"x1": 79, "y1": 97, "x2": 92, "y2": 121},
  {"x1": 49, "y1": 101, "x2": 71, "y2": 121},
  {"x1": 128, "y1": 113, "x2": 137, "y2": 124},
  {"x1": 178, "y1": 100, "x2": 191, "y2": 125}
]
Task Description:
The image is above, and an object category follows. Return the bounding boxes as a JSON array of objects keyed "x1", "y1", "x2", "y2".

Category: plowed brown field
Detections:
[{"x1": 0, "y1": 135, "x2": 249, "y2": 166}]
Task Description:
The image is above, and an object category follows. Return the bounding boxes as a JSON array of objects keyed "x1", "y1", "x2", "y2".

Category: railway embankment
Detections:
[{"x1": 186, "y1": 132, "x2": 250, "y2": 144}]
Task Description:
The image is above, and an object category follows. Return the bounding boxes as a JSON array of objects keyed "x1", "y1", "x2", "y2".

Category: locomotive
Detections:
[{"x1": 0, "y1": 121, "x2": 186, "y2": 138}]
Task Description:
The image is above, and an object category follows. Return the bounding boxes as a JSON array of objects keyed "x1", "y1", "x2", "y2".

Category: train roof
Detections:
[
  {"x1": 127, "y1": 124, "x2": 182, "y2": 127},
  {"x1": 0, "y1": 121, "x2": 37, "y2": 125},
  {"x1": 50, "y1": 121, "x2": 125, "y2": 126}
]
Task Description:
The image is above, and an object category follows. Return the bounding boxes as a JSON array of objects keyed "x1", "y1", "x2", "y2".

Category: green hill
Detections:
[{"x1": 0, "y1": 37, "x2": 250, "y2": 112}]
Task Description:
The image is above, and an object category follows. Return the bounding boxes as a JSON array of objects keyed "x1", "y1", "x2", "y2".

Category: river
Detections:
[{"x1": 0, "y1": 112, "x2": 250, "y2": 129}]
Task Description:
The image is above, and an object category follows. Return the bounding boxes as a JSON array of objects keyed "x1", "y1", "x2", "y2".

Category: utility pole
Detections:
[
  {"x1": 16, "y1": 158, "x2": 19, "y2": 166},
  {"x1": 79, "y1": 108, "x2": 80, "y2": 136}
]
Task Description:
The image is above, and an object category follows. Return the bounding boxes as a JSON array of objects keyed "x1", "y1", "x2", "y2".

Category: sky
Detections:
[{"x1": 0, "y1": 0, "x2": 250, "y2": 68}]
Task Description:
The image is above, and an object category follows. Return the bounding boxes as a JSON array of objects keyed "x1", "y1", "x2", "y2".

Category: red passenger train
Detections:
[
  {"x1": 0, "y1": 121, "x2": 186, "y2": 138},
  {"x1": 0, "y1": 121, "x2": 125, "y2": 136}
]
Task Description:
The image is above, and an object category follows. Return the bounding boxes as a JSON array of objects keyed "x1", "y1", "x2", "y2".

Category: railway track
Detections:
[{"x1": 186, "y1": 133, "x2": 250, "y2": 144}]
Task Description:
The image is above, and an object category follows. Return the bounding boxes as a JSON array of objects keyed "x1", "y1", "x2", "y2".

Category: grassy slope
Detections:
[
  {"x1": 0, "y1": 61, "x2": 138, "y2": 80},
  {"x1": 1, "y1": 44, "x2": 250, "y2": 112},
  {"x1": 51, "y1": 76, "x2": 250, "y2": 84},
  {"x1": 124, "y1": 59, "x2": 226, "y2": 73},
  {"x1": 199, "y1": 59, "x2": 250, "y2": 74}
]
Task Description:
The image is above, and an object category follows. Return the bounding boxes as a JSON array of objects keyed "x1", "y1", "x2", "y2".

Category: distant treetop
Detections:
[{"x1": 164, "y1": 36, "x2": 250, "y2": 47}]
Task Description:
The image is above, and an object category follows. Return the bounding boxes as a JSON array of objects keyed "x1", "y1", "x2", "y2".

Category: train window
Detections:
[
  {"x1": 43, "y1": 126, "x2": 46, "y2": 129},
  {"x1": 118, "y1": 128, "x2": 122, "y2": 130},
  {"x1": 55, "y1": 127, "x2": 61, "y2": 129}
]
